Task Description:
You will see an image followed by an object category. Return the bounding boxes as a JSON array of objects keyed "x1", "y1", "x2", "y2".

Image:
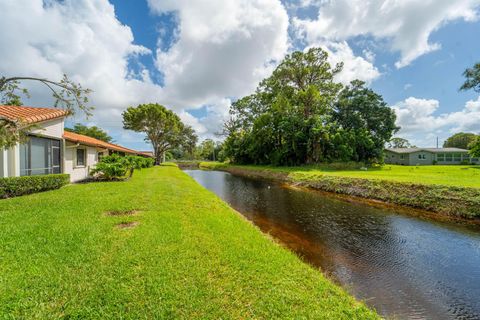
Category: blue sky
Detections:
[{"x1": 1, "y1": 0, "x2": 479, "y2": 150}]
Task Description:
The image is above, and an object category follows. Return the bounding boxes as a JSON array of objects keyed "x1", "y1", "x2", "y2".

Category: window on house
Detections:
[
  {"x1": 97, "y1": 152, "x2": 104, "y2": 161},
  {"x1": 418, "y1": 154, "x2": 426, "y2": 160},
  {"x1": 76, "y1": 148, "x2": 86, "y2": 167},
  {"x1": 445, "y1": 153, "x2": 453, "y2": 162},
  {"x1": 20, "y1": 136, "x2": 61, "y2": 176},
  {"x1": 454, "y1": 153, "x2": 462, "y2": 162},
  {"x1": 437, "y1": 153, "x2": 445, "y2": 161},
  {"x1": 400, "y1": 155, "x2": 405, "y2": 160}
]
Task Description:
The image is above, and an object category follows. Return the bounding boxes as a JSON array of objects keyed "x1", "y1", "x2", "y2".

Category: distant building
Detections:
[{"x1": 384, "y1": 148, "x2": 479, "y2": 165}]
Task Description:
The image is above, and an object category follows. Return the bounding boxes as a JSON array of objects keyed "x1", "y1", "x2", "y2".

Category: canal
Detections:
[{"x1": 185, "y1": 169, "x2": 480, "y2": 320}]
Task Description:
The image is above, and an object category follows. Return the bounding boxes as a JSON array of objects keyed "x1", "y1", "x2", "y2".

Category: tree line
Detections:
[
  {"x1": 1, "y1": 49, "x2": 480, "y2": 163},
  {"x1": 221, "y1": 48, "x2": 398, "y2": 165}
]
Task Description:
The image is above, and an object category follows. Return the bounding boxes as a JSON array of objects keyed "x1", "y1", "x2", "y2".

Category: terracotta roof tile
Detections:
[
  {"x1": 0, "y1": 106, "x2": 152, "y2": 158},
  {"x1": 0, "y1": 105, "x2": 69, "y2": 124},
  {"x1": 63, "y1": 131, "x2": 149, "y2": 156}
]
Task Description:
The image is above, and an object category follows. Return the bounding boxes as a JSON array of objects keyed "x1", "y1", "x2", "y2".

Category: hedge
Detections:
[{"x1": 0, "y1": 174, "x2": 70, "y2": 199}]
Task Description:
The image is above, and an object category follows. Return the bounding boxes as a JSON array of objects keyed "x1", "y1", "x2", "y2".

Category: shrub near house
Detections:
[
  {"x1": 91, "y1": 154, "x2": 154, "y2": 180},
  {"x1": 0, "y1": 174, "x2": 69, "y2": 198}
]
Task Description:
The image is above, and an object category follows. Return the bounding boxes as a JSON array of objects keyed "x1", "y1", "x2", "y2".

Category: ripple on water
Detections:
[{"x1": 185, "y1": 170, "x2": 480, "y2": 320}]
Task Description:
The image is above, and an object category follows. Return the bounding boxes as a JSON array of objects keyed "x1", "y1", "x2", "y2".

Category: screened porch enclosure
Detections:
[{"x1": 20, "y1": 136, "x2": 61, "y2": 176}]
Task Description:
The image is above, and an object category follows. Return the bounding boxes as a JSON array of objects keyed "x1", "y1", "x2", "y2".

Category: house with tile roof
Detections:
[
  {"x1": 384, "y1": 147, "x2": 479, "y2": 165},
  {"x1": 0, "y1": 105, "x2": 152, "y2": 182}
]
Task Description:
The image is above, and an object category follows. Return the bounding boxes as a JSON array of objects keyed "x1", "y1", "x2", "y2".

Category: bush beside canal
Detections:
[{"x1": 200, "y1": 162, "x2": 480, "y2": 219}]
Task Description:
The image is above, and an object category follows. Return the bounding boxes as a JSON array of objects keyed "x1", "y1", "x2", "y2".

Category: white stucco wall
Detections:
[
  {"x1": 64, "y1": 141, "x2": 99, "y2": 182},
  {"x1": 30, "y1": 118, "x2": 64, "y2": 139},
  {"x1": 0, "y1": 149, "x2": 7, "y2": 177}
]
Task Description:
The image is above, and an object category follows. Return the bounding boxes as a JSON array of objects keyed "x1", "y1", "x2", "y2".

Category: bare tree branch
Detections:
[{"x1": 0, "y1": 74, "x2": 93, "y2": 149}]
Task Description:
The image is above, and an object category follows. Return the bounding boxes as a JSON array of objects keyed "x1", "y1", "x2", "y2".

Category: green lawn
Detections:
[
  {"x1": 202, "y1": 162, "x2": 480, "y2": 188},
  {"x1": 0, "y1": 165, "x2": 376, "y2": 319}
]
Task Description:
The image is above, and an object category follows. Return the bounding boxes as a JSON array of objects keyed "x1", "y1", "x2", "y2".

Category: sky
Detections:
[{"x1": 0, "y1": 0, "x2": 479, "y2": 150}]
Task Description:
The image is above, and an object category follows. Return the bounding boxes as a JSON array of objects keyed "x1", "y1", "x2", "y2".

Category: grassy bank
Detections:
[
  {"x1": 201, "y1": 162, "x2": 480, "y2": 188},
  {"x1": 0, "y1": 165, "x2": 377, "y2": 319},
  {"x1": 201, "y1": 162, "x2": 480, "y2": 219}
]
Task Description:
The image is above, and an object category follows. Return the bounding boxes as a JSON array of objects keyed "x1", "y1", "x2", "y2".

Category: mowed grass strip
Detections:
[
  {"x1": 0, "y1": 166, "x2": 377, "y2": 319},
  {"x1": 202, "y1": 162, "x2": 480, "y2": 188}
]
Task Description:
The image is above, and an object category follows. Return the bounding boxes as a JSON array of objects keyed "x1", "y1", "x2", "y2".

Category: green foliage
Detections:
[
  {"x1": 65, "y1": 123, "x2": 113, "y2": 142},
  {"x1": 460, "y1": 62, "x2": 480, "y2": 92},
  {"x1": 90, "y1": 154, "x2": 153, "y2": 180},
  {"x1": 0, "y1": 118, "x2": 33, "y2": 149},
  {"x1": 122, "y1": 103, "x2": 196, "y2": 165},
  {"x1": 469, "y1": 136, "x2": 480, "y2": 158},
  {"x1": 168, "y1": 126, "x2": 199, "y2": 160},
  {"x1": 0, "y1": 174, "x2": 69, "y2": 198},
  {"x1": 223, "y1": 48, "x2": 398, "y2": 165},
  {"x1": 333, "y1": 80, "x2": 399, "y2": 162},
  {"x1": 0, "y1": 75, "x2": 93, "y2": 117},
  {"x1": 198, "y1": 139, "x2": 215, "y2": 159},
  {"x1": 0, "y1": 74, "x2": 92, "y2": 149},
  {"x1": 194, "y1": 139, "x2": 224, "y2": 161},
  {"x1": 90, "y1": 154, "x2": 127, "y2": 180},
  {"x1": 182, "y1": 125, "x2": 198, "y2": 159},
  {"x1": 140, "y1": 156, "x2": 155, "y2": 168},
  {"x1": 0, "y1": 79, "x2": 30, "y2": 106},
  {"x1": 387, "y1": 137, "x2": 414, "y2": 148},
  {"x1": 443, "y1": 132, "x2": 478, "y2": 149}
]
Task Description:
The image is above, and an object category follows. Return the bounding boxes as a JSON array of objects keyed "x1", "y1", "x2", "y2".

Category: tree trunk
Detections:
[{"x1": 154, "y1": 147, "x2": 162, "y2": 165}]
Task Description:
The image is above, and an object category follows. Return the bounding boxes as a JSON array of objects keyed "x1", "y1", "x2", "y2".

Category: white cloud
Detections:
[
  {"x1": 393, "y1": 96, "x2": 480, "y2": 146},
  {"x1": 0, "y1": 0, "x2": 167, "y2": 149},
  {"x1": 178, "y1": 111, "x2": 207, "y2": 136},
  {"x1": 147, "y1": 0, "x2": 290, "y2": 108},
  {"x1": 0, "y1": 0, "x2": 290, "y2": 146},
  {"x1": 294, "y1": 0, "x2": 480, "y2": 68},
  {"x1": 3, "y1": 0, "x2": 476, "y2": 151},
  {"x1": 312, "y1": 41, "x2": 380, "y2": 84},
  {"x1": 180, "y1": 98, "x2": 233, "y2": 142}
]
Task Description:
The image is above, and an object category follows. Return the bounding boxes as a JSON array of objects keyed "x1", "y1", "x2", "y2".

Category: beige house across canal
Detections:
[{"x1": 384, "y1": 148, "x2": 479, "y2": 165}]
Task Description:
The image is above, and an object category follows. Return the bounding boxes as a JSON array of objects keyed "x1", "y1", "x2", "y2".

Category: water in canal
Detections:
[{"x1": 185, "y1": 170, "x2": 480, "y2": 320}]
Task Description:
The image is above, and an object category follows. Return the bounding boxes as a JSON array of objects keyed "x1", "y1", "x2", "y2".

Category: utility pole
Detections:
[{"x1": 436, "y1": 137, "x2": 439, "y2": 148}]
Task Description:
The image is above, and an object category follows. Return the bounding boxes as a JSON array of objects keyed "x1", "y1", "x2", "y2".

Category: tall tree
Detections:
[
  {"x1": 65, "y1": 123, "x2": 113, "y2": 143},
  {"x1": 182, "y1": 125, "x2": 198, "y2": 159},
  {"x1": 0, "y1": 74, "x2": 92, "y2": 149},
  {"x1": 387, "y1": 137, "x2": 414, "y2": 148},
  {"x1": 334, "y1": 80, "x2": 399, "y2": 161},
  {"x1": 460, "y1": 62, "x2": 480, "y2": 92},
  {"x1": 469, "y1": 137, "x2": 480, "y2": 158},
  {"x1": 223, "y1": 48, "x2": 398, "y2": 165},
  {"x1": 198, "y1": 139, "x2": 216, "y2": 161},
  {"x1": 122, "y1": 103, "x2": 193, "y2": 165},
  {"x1": 443, "y1": 132, "x2": 478, "y2": 149},
  {"x1": 226, "y1": 48, "x2": 344, "y2": 165}
]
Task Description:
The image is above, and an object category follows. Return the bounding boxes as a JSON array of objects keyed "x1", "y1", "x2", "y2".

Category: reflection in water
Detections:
[{"x1": 185, "y1": 170, "x2": 480, "y2": 320}]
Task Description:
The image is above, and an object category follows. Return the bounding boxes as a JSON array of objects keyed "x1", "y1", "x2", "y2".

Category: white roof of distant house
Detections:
[{"x1": 385, "y1": 147, "x2": 468, "y2": 154}]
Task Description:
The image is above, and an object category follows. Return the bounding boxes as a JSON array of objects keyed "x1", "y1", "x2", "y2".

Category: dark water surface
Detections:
[{"x1": 185, "y1": 170, "x2": 480, "y2": 320}]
